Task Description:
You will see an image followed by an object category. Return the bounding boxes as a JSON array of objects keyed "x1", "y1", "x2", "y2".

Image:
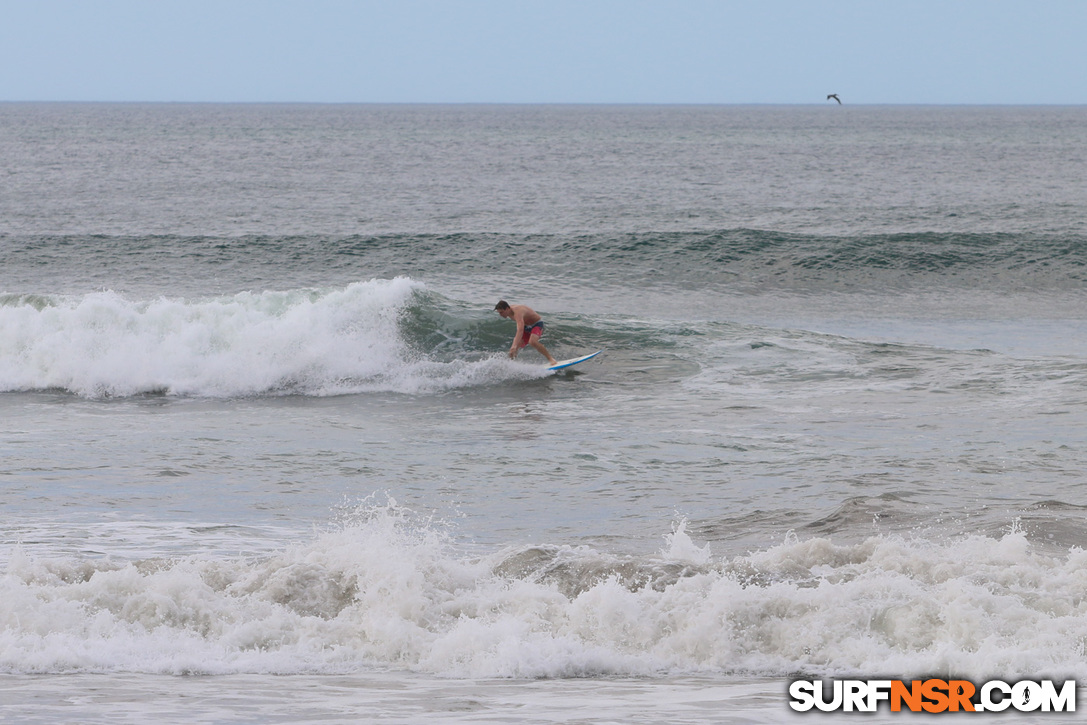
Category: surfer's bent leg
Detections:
[{"x1": 529, "y1": 333, "x2": 558, "y2": 365}]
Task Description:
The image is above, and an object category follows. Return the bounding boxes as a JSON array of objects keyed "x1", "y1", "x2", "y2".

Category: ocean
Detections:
[{"x1": 2, "y1": 103, "x2": 1086, "y2": 722}]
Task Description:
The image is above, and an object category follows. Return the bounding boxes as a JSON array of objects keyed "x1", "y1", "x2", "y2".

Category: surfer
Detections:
[{"x1": 494, "y1": 300, "x2": 558, "y2": 365}]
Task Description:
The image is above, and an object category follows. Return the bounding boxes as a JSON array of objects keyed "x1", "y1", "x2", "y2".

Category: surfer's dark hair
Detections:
[{"x1": 495, "y1": 300, "x2": 510, "y2": 311}]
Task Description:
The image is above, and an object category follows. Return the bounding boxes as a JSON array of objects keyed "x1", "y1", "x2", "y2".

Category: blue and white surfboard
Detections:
[{"x1": 547, "y1": 350, "x2": 602, "y2": 371}]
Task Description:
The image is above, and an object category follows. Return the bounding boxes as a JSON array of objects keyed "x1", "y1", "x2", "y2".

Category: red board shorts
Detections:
[{"x1": 520, "y1": 321, "x2": 544, "y2": 347}]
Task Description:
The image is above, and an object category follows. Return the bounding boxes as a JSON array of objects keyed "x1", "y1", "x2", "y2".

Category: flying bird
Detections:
[{"x1": 827, "y1": 94, "x2": 841, "y2": 104}]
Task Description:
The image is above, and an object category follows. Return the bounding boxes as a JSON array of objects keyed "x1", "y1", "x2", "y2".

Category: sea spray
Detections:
[
  {"x1": 4, "y1": 501, "x2": 1087, "y2": 681},
  {"x1": 0, "y1": 278, "x2": 549, "y2": 397}
]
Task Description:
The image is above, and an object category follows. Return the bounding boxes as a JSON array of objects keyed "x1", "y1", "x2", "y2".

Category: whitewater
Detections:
[{"x1": 2, "y1": 103, "x2": 1087, "y2": 723}]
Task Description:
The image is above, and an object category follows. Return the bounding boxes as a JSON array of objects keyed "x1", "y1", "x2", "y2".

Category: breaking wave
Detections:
[{"x1": 3, "y1": 500, "x2": 1085, "y2": 680}]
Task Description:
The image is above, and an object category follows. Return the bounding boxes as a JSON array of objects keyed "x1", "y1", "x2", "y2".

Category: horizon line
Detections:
[{"x1": 2, "y1": 99, "x2": 1084, "y2": 107}]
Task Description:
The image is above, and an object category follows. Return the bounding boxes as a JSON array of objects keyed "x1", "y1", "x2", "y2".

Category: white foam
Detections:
[
  {"x1": 0, "y1": 279, "x2": 545, "y2": 397},
  {"x1": 662, "y1": 518, "x2": 713, "y2": 565},
  {"x1": 4, "y1": 503, "x2": 1087, "y2": 680}
]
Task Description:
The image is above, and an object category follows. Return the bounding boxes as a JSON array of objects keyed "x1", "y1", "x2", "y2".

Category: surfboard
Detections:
[{"x1": 548, "y1": 350, "x2": 602, "y2": 371}]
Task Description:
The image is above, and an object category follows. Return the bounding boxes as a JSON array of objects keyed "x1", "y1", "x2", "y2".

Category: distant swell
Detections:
[
  {"x1": 4, "y1": 230, "x2": 1085, "y2": 298},
  {"x1": 577, "y1": 229, "x2": 1087, "y2": 293}
]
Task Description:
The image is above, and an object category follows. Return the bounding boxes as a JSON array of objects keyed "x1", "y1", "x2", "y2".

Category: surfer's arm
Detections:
[{"x1": 509, "y1": 318, "x2": 525, "y2": 358}]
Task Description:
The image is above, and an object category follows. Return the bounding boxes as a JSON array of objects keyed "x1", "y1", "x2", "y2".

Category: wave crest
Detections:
[{"x1": 0, "y1": 278, "x2": 547, "y2": 397}]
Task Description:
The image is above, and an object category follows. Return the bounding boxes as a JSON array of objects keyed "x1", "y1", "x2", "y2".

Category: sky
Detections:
[{"x1": 1, "y1": 0, "x2": 1085, "y2": 105}]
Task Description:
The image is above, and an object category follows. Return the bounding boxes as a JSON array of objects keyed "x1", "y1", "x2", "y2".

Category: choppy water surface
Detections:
[{"x1": 2, "y1": 104, "x2": 1087, "y2": 723}]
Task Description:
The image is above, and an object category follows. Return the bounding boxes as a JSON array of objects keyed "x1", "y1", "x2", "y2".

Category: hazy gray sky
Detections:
[{"x1": 2, "y1": 0, "x2": 1085, "y2": 104}]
